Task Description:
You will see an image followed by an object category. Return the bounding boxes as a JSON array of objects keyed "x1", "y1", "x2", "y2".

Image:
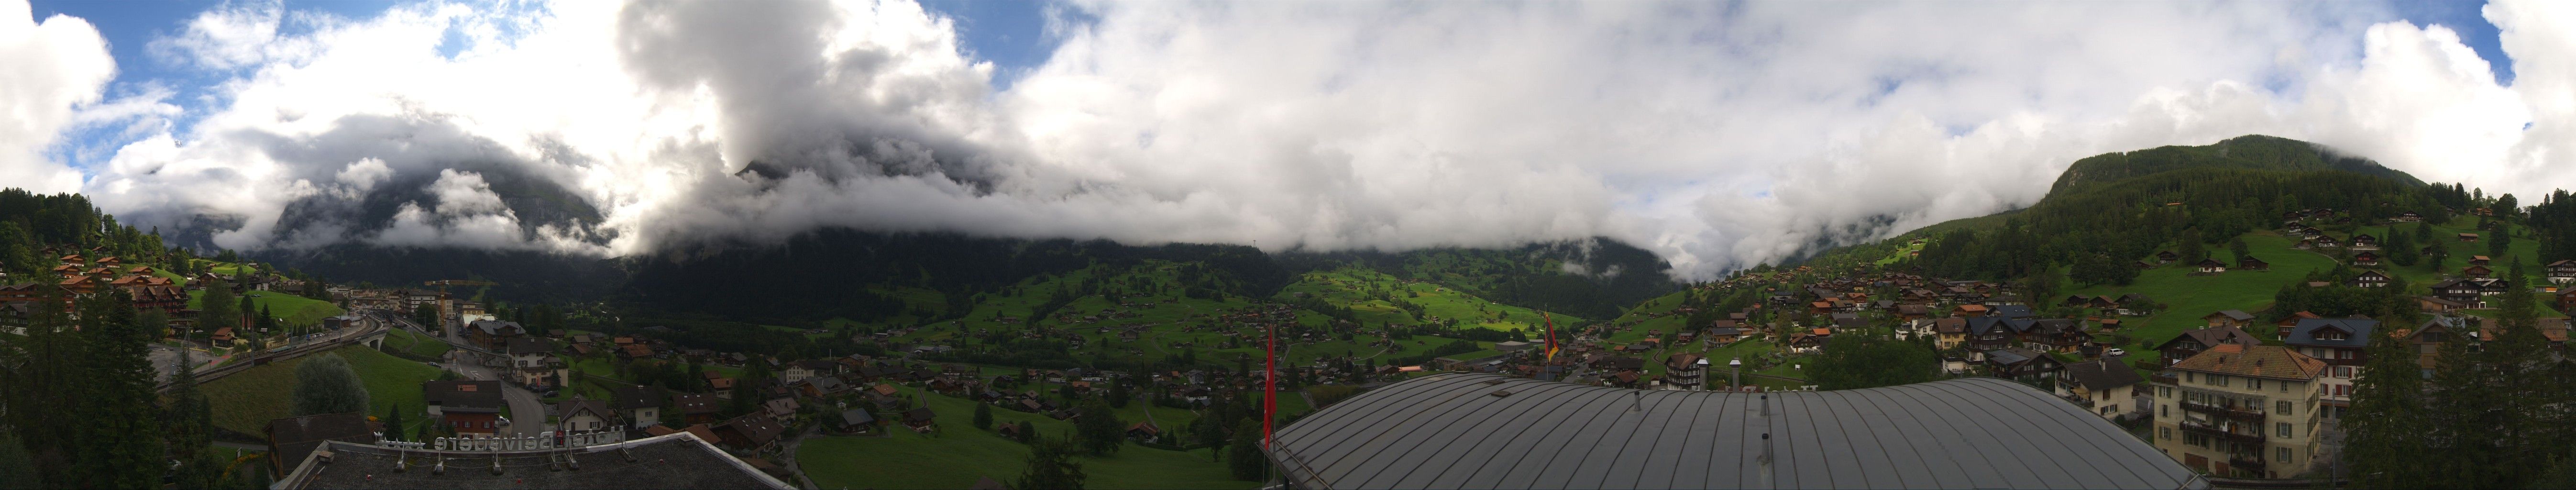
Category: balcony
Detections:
[
  {"x1": 2229, "y1": 455, "x2": 2267, "y2": 472},
  {"x1": 2180, "y1": 420, "x2": 2266, "y2": 445},
  {"x1": 2151, "y1": 372, "x2": 2180, "y2": 385},
  {"x1": 2180, "y1": 400, "x2": 2267, "y2": 422},
  {"x1": 2060, "y1": 394, "x2": 2096, "y2": 409}
]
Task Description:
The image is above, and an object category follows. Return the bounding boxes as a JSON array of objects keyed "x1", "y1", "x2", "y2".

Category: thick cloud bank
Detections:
[
  {"x1": 0, "y1": 0, "x2": 112, "y2": 194},
  {"x1": 9, "y1": 0, "x2": 2576, "y2": 279}
]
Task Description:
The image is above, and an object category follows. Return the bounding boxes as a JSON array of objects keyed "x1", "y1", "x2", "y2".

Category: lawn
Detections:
[
  {"x1": 384, "y1": 328, "x2": 452, "y2": 359},
  {"x1": 2341, "y1": 216, "x2": 2545, "y2": 286},
  {"x1": 188, "y1": 289, "x2": 347, "y2": 326},
  {"x1": 203, "y1": 345, "x2": 446, "y2": 436},
  {"x1": 2069, "y1": 232, "x2": 2340, "y2": 365},
  {"x1": 1274, "y1": 267, "x2": 1585, "y2": 333},
  {"x1": 796, "y1": 384, "x2": 1252, "y2": 490}
]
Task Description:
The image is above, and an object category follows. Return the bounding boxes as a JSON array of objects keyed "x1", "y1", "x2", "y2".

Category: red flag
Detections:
[{"x1": 1543, "y1": 312, "x2": 1558, "y2": 361}]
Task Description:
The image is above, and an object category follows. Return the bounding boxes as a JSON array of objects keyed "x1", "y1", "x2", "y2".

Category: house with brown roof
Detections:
[
  {"x1": 2152, "y1": 326, "x2": 2261, "y2": 367},
  {"x1": 422, "y1": 380, "x2": 505, "y2": 434},
  {"x1": 2202, "y1": 310, "x2": 2255, "y2": 329},
  {"x1": 2058, "y1": 358, "x2": 2146, "y2": 421},
  {"x1": 2149, "y1": 344, "x2": 2327, "y2": 479},
  {"x1": 557, "y1": 395, "x2": 620, "y2": 433},
  {"x1": 673, "y1": 392, "x2": 724, "y2": 425},
  {"x1": 713, "y1": 413, "x2": 788, "y2": 453}
]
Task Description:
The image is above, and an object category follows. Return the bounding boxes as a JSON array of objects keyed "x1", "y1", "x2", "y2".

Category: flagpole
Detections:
[{"x1": 1264, "y1": 316, "x2": 1276, "y2": 450}]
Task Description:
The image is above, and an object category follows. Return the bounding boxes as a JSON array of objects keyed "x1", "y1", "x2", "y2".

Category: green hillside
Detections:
[
  {"x1": 187, "y1": 289, "x2": 345, "y2": 326},
  {"x1": 203, "y1": 345, "x2": 446, "y2": 437},
  {"x1": 1275, "y1": 267, "x2": 1585, "y2": 332},
  {"x1": 796, "y1": 383, "x2": 1261, "y2": 490}
]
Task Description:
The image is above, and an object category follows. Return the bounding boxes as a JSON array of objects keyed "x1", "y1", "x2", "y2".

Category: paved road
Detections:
[
  {"x1": 780, "y1": 426, "x2": 821, "y2": 490},
  {"x1": 146, "y1": 343, "x2": 224, "y2": 384},
  {"x1": 441, "y1": 350, "x2": 548, "y2": 437}
]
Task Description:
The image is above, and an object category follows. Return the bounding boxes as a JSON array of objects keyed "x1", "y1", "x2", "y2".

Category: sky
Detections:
[{"x1": 0, "y1": 0, "x2": 2567, "y2": 280}]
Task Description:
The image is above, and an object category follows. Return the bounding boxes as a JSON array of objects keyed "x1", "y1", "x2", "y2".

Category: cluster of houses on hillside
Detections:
[{"x1": 0, "y1": 252, "x2": 187, "y2": 322}]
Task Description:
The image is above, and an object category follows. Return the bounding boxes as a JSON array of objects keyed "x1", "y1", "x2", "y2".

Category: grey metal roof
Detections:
[{"x1": 1266, "y1": 373, "x2": 2205, "y2": 490}]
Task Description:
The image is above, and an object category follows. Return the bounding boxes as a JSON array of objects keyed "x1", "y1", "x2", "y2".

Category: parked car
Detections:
[{"x1": 2105, "y1": 348, "x2": 2128, "y2": 358}]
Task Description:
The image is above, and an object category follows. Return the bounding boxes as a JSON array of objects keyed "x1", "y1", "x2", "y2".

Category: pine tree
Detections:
[
  {"x1": 2342, "y1": 323, "x2": 2433, "y2": 488},
  {"x1": 2387, "y1": 229, "x2": 2420, "y2": 267},
  {"x1": 384, "y1": 405, "x2": 407, "y2": 443},
  {"x1": 1075, "y1": 401, "x2": 1124, "y2": 456},
  {"x1": 1226, "y1": 419, "x2": 1267, "y2": 481},
  {"x1": 2491, "y1": 227, "x2": 2513, "y2": 259},
  {"x1": 2176, "y1": 229, "x2": 2207, "y2": 265},
  {"x1": 1013, "y1": 434, "x2": 1087, "y2": 490},
  {"x1": 973, "y1": 401, "x2": 994, "y2": 431},
  {"x1": 2229, "y1": 237, "x2": 2251, "y2": 261},
  {"x1": 2484, "y1": 258, "x2": 2553, "y2": 484},
  {"x1": 0, "y1": 286, "x2": 77, "y2": 486},
  {"x1": 68, "y1": 290, "x2": 165, "y2": 488},
  {"x1": 165, "y1": 347, "x2": 217, "y2": 487},
  {"x1": 2427, "y1": 327, "x2": 2500, "y2": 488}
]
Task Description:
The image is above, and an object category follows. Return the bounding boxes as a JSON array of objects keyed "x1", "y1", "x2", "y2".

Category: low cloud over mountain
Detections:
[{"x1": 9, "y1": 0, "x2": 2576, "y2": 279}]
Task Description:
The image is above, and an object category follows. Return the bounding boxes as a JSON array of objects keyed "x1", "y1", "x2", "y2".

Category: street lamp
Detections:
[{"x1": 1730, "y1": 357, "x2": 1743, "y2": 391}]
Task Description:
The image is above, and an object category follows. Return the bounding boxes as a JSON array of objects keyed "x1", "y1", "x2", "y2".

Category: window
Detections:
[
  {"x1": 2277, "y1": 401, "x2": 2292, "y2": 415},
  {"x1": 2341, "y1": 350, "x2": 2355, "y2": 359},
  {"x1": 2160, "y1": 427, "x2": 2172, "y2": 440},
  {"x1": 2279, "y1": 447, "x2": 2292, "y2": 462},
  {"x1": 2161, "y1": 405, "x2": 2169, "y2": 418},
  {"x1": 2277, "y1": 423, "x2": 2293, "y2": 438},
  {"x1": 2212, "y1": 375, "x2": 2229, "y2": 387},
  {"x1": 2249, "y1": 379, "x2": 2264, "y2": 390},
  {"x1": 2187, "y1": 372, "x2": 2197, "y2": 383}
]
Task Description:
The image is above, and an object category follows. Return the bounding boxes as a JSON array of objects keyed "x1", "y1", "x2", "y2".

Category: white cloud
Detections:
[
  {"x1": 334, "y1": 157, "x2": 390, "y2": 191},
  {"x1": 0, "y1": 0, "x2": 114, "y2": 193},
  {"x1": 53, "y1": 0, "x2": 2576, "y2": 280}
]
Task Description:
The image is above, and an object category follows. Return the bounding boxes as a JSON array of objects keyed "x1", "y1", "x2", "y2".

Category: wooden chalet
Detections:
[{"x1": 2236, "y1": 256, "x2": 2269, "y2": 271}]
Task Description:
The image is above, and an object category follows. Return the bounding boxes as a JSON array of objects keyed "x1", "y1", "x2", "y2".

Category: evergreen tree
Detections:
[
  {"x1": 2427, "y1": 327, "x2": 2500, "y2": 488},
  {"x1": 2387, "y1": 228, "x2": 2420, "y2": 266},
  {"x1": 1807, "y1": 329, "x2": 1938, "y2": 390},
  {"x1": 2228, "y1": 237, "x2": 2251, "y2": 261},
  {"x1": 197, "y1": 280, "x2": 238, "y2": 331},
  {"x1": 0, "y1": 434, "x2": 39, "y2": 490},
  {"x1": 68, "y1": 290, "x2": 165, "y2": 488},
  {"x1": 728, "y1": 361, "x2": 771, "y2": 417},
  {"x1": 2176, "y1": 229, "x2": 2207, "y2": 265},
  {"x1": 1016, "y1": 421, "x2": 1038, "y2": 444},
  {"x1": 1075, "y1": 401, "x2": 1124, "y2": 456},
  {"x1": 2343, "y1": 324, "x2": 2433, "y2": 488},
  {"x1": 0, "y1": 286, "x2": 77, "y2": 486},
  {"x1": 1227, "y1": 419, "x2": 1267, "y2": 481},
  {"x1": 290, "y1": 354, "x2": 371, "y2": 416},
  {"x1": 2491, "y1": 226, "x2": 2513, "y2": 258},
  {"x1": 2485, "y1": 258, "x2": 2555, "y2": 483},
  {"x1": 165, "y1": 348, "x2": 218, "y2": 488},
  {"x1": 973, "y1": 401, "x2": 994, "y2": 431},
  {"x1": 1108, "y1": 381, "x2": 1131, "y2": 409},
  {"x1": 1195, "y1": 416, "x2": 1229, "y2": 461},
  {"x1": 1013, "y1": 435, "x2": 1087, "y2": 490},
  {"x1": 384, "y1": 405, "x2": 407, "y2": 443}
]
